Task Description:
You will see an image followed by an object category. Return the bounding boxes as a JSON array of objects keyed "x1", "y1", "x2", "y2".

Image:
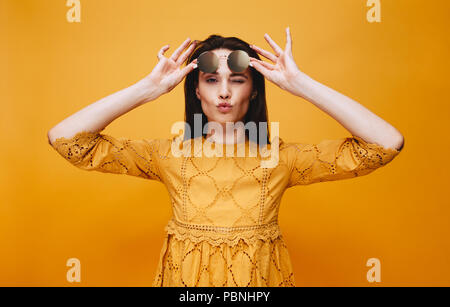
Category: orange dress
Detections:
[{"x1": 50, "y1": 130, "x2": 401, "y2": 286}]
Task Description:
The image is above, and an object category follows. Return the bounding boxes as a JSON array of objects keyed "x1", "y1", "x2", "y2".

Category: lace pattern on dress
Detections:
[
  {"x1": 164, "y1": 218, "x2": 283, "y2": 247},
  {"x1": 50, "y1": 130, "x2": 162, "y2": 181},
  {"x1": 51, "y1": 130, "x2": 101, "y2": 164},
  {"x1": 283, "y1": 134, "x2": 401, "y2": 187}
]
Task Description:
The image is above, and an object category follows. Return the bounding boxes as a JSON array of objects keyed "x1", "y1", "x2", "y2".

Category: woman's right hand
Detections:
[{"x1": 139, "y1": 38, "x2": 198, "y2": 102}]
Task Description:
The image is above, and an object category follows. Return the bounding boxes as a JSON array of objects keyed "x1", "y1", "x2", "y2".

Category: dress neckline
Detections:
[{"x1": 201, "y1": 135, "x2": 250, "y2": 147}]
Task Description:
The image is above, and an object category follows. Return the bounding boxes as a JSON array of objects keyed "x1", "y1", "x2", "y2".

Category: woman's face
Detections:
[{"x1": 195, "y1": 48, "x2": 254, "y2": 127}]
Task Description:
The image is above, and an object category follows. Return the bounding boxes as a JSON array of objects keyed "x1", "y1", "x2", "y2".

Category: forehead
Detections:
[
  {"x1": 200, "y1": 48, "x2": 251, "y2": 77},
  {"x1": 211, "y1": 48, "x2": 232, "y2": 57}
]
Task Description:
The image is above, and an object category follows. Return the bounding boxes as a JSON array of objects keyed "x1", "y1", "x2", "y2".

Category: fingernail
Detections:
[
  {"x1": 249, "y1": 62, "x2": 253, "y2": 67},
  {"x1": 193, "y1": 63, "x2": 198, "y2": 69}
]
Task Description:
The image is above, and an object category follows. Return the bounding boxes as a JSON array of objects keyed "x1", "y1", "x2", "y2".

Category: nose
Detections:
[
  {"x1": 216, "y1": 59, "x2": 232, "y2": 101},
  {"x1": 218, "y1": 79, "x2": 231, "y2": 100}
]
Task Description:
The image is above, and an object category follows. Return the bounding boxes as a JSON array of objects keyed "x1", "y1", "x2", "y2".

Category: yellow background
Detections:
[{"x1": 1, "y1": 0, "x2": 449, "y2": 286}]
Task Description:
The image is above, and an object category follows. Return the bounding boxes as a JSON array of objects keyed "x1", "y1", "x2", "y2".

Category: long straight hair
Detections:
[{"x1": 183, "y1": 34, "x2": 270, "y2": 146}]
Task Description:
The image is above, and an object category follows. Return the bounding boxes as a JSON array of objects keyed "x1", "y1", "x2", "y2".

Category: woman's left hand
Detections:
[{"x1": 250, "y1": 27, "x2": 304, "y2": 96}]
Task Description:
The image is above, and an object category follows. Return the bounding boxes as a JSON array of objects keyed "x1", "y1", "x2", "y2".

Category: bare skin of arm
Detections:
[
  {"x1": 47, "y1": 38, "x2": 198, "y2": 145},
  {"x1": 47, "y1": 80, "x2": 155, "y2": 144},
  {"x1": 250, "y1": 27, "x2": 404, "y2": 151},
  {"x1": 288, "y1": 72, "x2": 404, "y2": 151}
]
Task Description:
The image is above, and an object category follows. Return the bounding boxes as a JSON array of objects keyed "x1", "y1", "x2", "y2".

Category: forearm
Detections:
[
  {"x1": 47, "y1": 79, "x2": 158, "y2": 144},
  {"x1": 291, "y1": 72, "x2": 404, "y2": 150}
]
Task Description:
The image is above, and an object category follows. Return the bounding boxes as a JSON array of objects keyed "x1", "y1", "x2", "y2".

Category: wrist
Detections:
[
  {"x1": 134, "y1": 78, "x2": 161, "y2": 105},
  {"x1": 289, "y1": 71, "x2": 315, "y2": 99}
]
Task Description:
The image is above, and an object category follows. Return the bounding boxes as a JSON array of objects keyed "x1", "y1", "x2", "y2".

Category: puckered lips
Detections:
[{"x1": 217, "y1": 102, "x2": 233, "y2": 113}]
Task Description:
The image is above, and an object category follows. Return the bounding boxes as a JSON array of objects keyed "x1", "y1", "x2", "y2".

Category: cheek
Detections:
[
  {"x1": 199, "y1": 88, "x2": 216, "y2": 105},
  {"x1": 200, "y1": 100, "x2": 216, "y2": 120},
  {"x1": 229, "y1": 100, "x2": 249, "y2": 120},
  {"x1": 238, "y1": 100, "x2": 250, "y2": 115}
]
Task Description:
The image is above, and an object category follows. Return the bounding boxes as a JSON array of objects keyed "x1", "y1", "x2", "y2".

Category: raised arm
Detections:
[
  {"x1": 47, "y1": 37, "x2": 199, "y2": 144},
  {"x1": 46, "y1": 38, "x2": 198, "y2": 181},
  {"x1": 47, "y1": 79, "x2": 157, "y2": 145},
  {"x1": 281, "y1": 71, "x2": 404, "y2": 151},
  {"x1": 249, "y1": 27, "x2": 405, "y2": 151}
]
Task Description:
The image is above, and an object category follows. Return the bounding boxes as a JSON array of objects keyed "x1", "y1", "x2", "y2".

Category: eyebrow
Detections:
[{"x1": 203, "y1": 72, "x2": 248, "y2": 79}]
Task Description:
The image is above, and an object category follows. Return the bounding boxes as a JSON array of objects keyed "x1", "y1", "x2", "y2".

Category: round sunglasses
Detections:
[{"x1": 195, "y1": 50, "x2": 250, "y2": 73}]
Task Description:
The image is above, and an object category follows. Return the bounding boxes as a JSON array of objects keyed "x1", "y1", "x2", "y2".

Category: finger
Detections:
[
  {"x1": 250, "y1": 57, "x2": 275, "y2": 70},
  {"x1": 285, "y1": 27, "x2": 293, "y2": 56},
  {"x1": 176, "y1": 40, "x2": 198, "y2": 66},
  {"x1": 251, "y1": 59, "x2": 272, "y2": 79},
  {"x1": 170, "y1": 37, "x2": 191, "y2": 62},
  {"x1": 250, "y1": 45, "x2": 278, "y2": 63},
  {"x1": 179, "y1": 60, "x2": 198, "y2": 79},
  {"x1": 158, "y1": 45, "x2": 170, "y2": 60},
  {"x1": 264, "y1": 33, "x2": 283, "y2": 57}
]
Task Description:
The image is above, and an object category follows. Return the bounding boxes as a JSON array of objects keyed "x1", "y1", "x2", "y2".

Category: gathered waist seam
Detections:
[{"x1": 169, "y1": 218, "x2": 279, "y2": 233}]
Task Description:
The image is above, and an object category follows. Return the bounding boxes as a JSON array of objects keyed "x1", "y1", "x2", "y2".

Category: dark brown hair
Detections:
[{"x1": 183, "y1": 34, "x2": 270, "y2": 146}]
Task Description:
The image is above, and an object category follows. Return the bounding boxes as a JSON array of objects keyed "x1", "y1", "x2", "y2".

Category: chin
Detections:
[{"x1": 219, "y1": 115, "x2": 239, "y2": 122}]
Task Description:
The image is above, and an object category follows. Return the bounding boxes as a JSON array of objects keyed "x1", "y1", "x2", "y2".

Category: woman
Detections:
[{"x1": 47, "y1": 27, "x2": 404, "y2": 287}]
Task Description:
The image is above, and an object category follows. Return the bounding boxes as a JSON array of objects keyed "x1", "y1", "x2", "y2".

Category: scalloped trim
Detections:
[
  {"x1": 51, "y1": 130, "x2": 101, "y2": 149},
  {"x1": 351, "y1": 135, "x2": 401, "y2": 154},
  {"x1": 164, "y1": 219, "x2": 283, "y2": 247}
]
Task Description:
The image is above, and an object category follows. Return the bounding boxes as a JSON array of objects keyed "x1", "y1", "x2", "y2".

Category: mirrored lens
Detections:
[
  {"x1": 228, "y1": 50, "x2": 250, "y2": 73},
  {"x1": 197, "y1": 51, "x2": 219, "y2": 73}
]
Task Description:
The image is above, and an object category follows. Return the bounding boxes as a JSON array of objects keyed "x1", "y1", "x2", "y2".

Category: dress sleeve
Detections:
[
  {"x1": 49, "y1": 130, "x2": 163, "y2": 181},
  {"x1": 284, "y1": 135, "x2": 401, "y2": 188}
]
